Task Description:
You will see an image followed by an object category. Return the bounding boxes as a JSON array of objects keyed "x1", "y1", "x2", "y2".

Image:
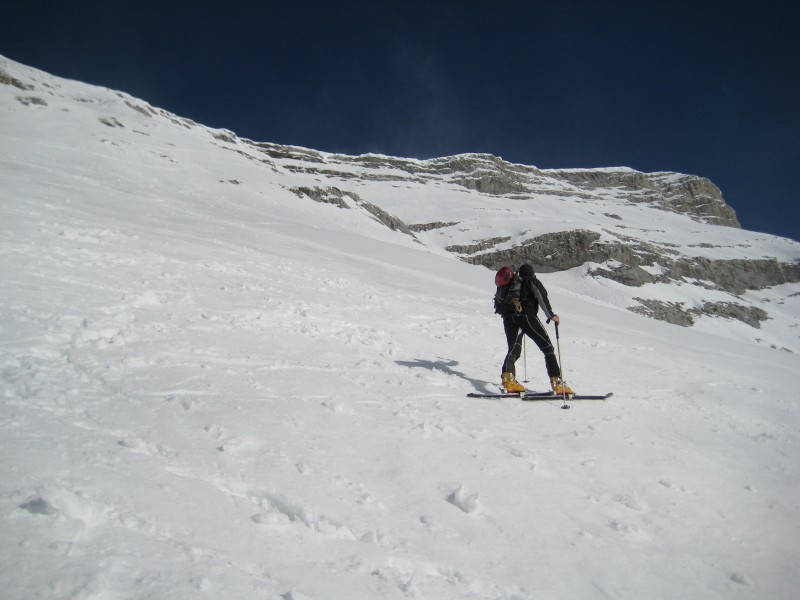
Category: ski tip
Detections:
[{"x1": 570, "y1": 392, "x2": 613, "y2": 400}]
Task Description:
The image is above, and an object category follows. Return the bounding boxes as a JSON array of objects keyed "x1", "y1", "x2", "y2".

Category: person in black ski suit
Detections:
[{"x1": 501, "y1": 264, "x2": 571, "y2": 394}]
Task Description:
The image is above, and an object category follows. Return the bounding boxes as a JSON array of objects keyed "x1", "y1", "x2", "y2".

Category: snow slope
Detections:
[{"x1": 1, "y1": 56, "x2": 799, "y2": 599}]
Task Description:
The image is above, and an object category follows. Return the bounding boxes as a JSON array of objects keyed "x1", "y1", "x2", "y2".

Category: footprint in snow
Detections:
[{"x1": 447, "y1": 485, "x2": 480, "y2": 514}]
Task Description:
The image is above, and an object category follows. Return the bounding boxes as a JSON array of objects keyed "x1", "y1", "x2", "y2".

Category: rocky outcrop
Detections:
[
  {"x1": 460, "y1": 230, "x2": 604, "y2": 273},
  {"x1": 628, "y1": 299, "x2": 696, "y2": 327},
  {"x1": 591, "y1": 263, "x2": 660, "y2": 287},
  {"x1": 290, "y1": 186, "x2": 351, "y2": 209},
  {"x1": 629, "y1": 299, "x2": 769, "y2": 329},
  {"x1": 696, "y1": 301, "x2": 769, "y2": 328},
  {"x1": 547, "y1": 169, "x2": 740, "y2": 227},
  {"x1": 0, "y1": 67, "x2": 35, "y2": 90},
  {"x1": 453, "y1": 227, "x2": 797, "y2": 329},
  {"x1": 252, "y1": 142, "x2": 325, "y2": 164},
  {"x1": 650, "y1": 173, "x2": 740, "y2": 227},
  {"x1": 459, "y1": 229, "x2": 800, "y2": 295},
  {"x1": 452, "y1": 173, "x2": 530, "y2": 195},
  {"x1": 460, "y1": 229, "x2": 674, "y2": 280},
  {"x1": 592, "y1": 256, "x2": 800, "y2": 294},
  {"x1": 359, "y1": 200, "x2": 414, "y2": 235},
  {"x1": 446, "y1": 237, "x2": 512, "y2": 255},
  {"x1": 289, "y1": 186, "x2": 414, "y2": 235},
  {"x1": 442, "y1": 155, "x2": 534, "y2": 195},
  {"x1": 408, "y1": 221, "x2": 458, "y2": 232},
  {"x1": 665, "y1": 257, "x2": 800, "y2": 295}
]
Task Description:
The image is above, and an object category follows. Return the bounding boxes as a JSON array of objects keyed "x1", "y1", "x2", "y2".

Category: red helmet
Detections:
[{"x1": 495, "y1": 266, "x2": 515, "y2": 286}]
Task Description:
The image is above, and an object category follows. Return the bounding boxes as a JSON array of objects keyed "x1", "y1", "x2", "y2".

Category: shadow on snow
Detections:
[{"x1": 395, "y1": 358, "x2": 496, "y2": 395}]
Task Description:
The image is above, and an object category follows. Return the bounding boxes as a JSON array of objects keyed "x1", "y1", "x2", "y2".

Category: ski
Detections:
[
  {"x1": 467, "y1": 390, "x2": 552, "y2": 399},
  {"x1": 468, "y1": 391, "x2": 613, "y2": 401},
  {"x1": 521, "y1": 392, "x2": 613, "y2": 401}
]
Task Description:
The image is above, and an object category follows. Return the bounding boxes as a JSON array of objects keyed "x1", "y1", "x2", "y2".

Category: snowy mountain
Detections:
[
  {"x1": 1, "y1": 55, "x2": 799, "y2": 599},
  {"x1": 275, "y1": 150, "x2": 799, "y2": 332}
]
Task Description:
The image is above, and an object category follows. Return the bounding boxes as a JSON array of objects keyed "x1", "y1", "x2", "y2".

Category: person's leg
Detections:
[
  {"x1": 502, "y1": 318, "x2": 523, "y2": 376},
  {"x1": 518, "y1": 314, "x2": 560, "y2": 377},
  {"x1": 501, "y1": 317, "x2": 526, "y2": 391}
]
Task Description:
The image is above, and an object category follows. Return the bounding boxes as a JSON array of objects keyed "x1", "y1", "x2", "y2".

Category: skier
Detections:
[{"x1": 497, "y1": 264, "x2": 572, "y2": 394}]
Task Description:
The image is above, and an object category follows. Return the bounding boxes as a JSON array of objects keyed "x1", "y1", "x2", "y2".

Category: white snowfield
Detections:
[{"x1": 1, "y1": 56, "x2": 799, "y2": 600}]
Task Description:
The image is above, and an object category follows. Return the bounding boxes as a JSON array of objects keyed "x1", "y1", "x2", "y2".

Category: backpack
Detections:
[{"x1": 493, "y1": 266, "x2": 524, "y2": 315}]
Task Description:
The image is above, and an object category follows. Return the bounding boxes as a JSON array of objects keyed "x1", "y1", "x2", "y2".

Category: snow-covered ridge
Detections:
[
  {"x1": 223, "y1": 141, "x2": 740, "y2": 226},
  {"x1": 1, "y1": 56, "x2": 799, "y2": 599}
]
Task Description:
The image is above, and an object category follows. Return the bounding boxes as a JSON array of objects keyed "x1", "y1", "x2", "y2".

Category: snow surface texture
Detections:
[{"x1": 1, "y1": 56, "x2": 799, "y2": 599}]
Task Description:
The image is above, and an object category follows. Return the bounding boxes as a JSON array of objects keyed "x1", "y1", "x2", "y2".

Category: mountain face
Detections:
[
  {"x1": 216, "y1": 141, "x2": 798, "y2": 333},
  {"x1": 1, "y1": 54, "x2": 799, "y2": 339}
]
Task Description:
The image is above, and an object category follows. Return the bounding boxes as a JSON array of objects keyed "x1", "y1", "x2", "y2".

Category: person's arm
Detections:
[{"x1": 531, "y1": 278, "x2": 557, "y2": 322}]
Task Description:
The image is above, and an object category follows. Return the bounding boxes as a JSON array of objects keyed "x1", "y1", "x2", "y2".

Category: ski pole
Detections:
[
  {"x1": 523, "y1": 335, "x2": 528, "y2": 383},
  {"x1": 554, "y1": 323, "x2": 569, "y2": 409}
]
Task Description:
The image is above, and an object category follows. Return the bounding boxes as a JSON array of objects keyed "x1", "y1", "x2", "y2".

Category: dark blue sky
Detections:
[{"x1": 4, "y1": 1, "x2": 799, "y2": 241}]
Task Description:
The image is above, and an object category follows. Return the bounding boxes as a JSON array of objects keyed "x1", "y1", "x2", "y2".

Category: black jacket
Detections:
[{"x1": 520, "y1": 275, "x2": 555, "y2": 320}]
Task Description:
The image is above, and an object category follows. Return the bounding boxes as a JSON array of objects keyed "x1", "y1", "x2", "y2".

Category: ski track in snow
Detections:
[{"x1": 1, "y1": 56, "x2": 799, "y2": 599}]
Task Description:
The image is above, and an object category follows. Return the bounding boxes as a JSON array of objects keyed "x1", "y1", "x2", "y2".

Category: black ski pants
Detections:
[{"x1": 502, "y1": 313, "x2": 561, "y2": 379}]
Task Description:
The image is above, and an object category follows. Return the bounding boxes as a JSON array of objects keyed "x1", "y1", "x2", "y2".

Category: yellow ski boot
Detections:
[
  {"x1": 550, "y1": 376, "x2": 573, "y2": 396},
  {"x1": 502, "y1": 372, "x2": 525, "y2": 393}
]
